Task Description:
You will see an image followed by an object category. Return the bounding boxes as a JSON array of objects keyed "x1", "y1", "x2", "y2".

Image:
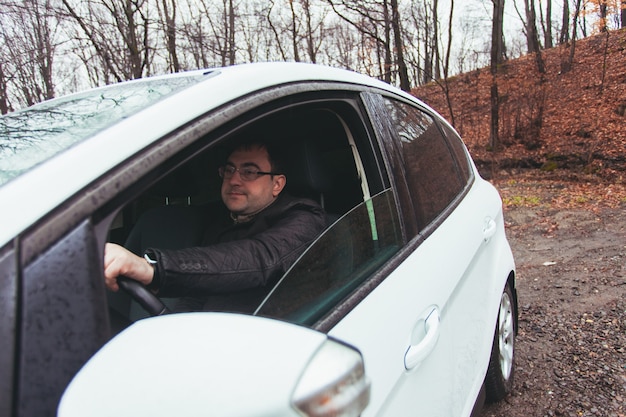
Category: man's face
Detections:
[{"x1": 221, "y1": 145, "x2": 286, "y2": 216}]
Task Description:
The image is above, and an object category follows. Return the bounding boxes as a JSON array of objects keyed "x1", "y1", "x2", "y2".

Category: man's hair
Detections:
[{"x1": 228, "y1": 139, "x2": 286, "y2": 175}]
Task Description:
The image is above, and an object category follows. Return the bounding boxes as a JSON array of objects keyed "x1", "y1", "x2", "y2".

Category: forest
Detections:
[
  {"x1": 1, "y1": 0, "x2": 625, "y2": 114},
  {"x1": 416, "y1": 27, "x2": 626, "y2": 183},
  {"x1": 1, "y1": 0, "x2": 625, "y2": 184}
]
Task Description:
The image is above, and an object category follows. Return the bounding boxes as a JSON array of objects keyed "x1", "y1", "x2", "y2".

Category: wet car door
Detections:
[{"x1": 324, "y1": 93, "x2": 502, "y2": 416}]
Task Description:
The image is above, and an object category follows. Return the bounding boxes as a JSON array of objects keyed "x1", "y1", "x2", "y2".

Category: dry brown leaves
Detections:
[
  {"x1": 492, "y1": 173, "x2": 626, "y2": 211},
  {"x1": 414, "y1": 28, "x2": 626, "y2": 183}
]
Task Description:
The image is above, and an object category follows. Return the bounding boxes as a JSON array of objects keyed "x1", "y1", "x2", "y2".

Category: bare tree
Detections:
[
  {"x1": 561, "y1": 0, "x2": 583, "y2": 73},
  {"x1": 301, "y1": 0, "x2": 327, "y2": 63},
  {"x1": 288, "y1": 0, "x2": 301, "y2": 61},
  {"x1": 489, "y1": 0, "x2": 505, "y2": 151},
  {"x1": 179, "y1": 2, "x2": 210, "y2": 69},
  {"x1": 61, "y1": 0, "x2": 154, "y2": 82},
  {"x1": 158, "y1": 0, "x2": 180, "y2": 72},
  {"x1": 540, "y1": 0, "x2": 553, "y2": 49},
  {"x1": 326, "y1": 0, "x2": 394, "y2": 84},
  {"x1": 0, "y1": 60, "x2": 10, "y2": 114},
  {"x1": 559, "y1": 0, "x2": 570, "y2": 44},
  {"x1": 325, "y1": 19, "x2": 358, "y2": 68},
  {"x1": 281, "y1": 0, "x2": 327, "y2": 63},
  {"x1": 265, "y1": 0, "x2": 291, "y2": 61},
  {"x1": 440, "y1": 0, "x2": 455, "y2": 125},
  {"x1": 524, "y1": 0, "x2": 546, "y2": 73},
  {"x1": 0, "y1": 0, "x2": 58, "y2": 109},
  {"x1": 196, "y1": 0, "x2": 238, "y2": 66},
  {"x1": 412, "y1": 0, "x2": 434, "y2": 84},
  {"x1": 389, "y1": 0, "x2": 410, "y2": 90},
  {"x1": 523, "y1": 0, "x2": 540, "y2": 53},
  {"x1": 599, "y1": 0, "x2": 609, "y2": 32}
]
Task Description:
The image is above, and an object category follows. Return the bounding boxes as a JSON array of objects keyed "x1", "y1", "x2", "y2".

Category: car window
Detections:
[
  {"x1": 382, "y1": 98, "x2": 465, "y2": 230},
  {"x1": 254, "y1": 189, "x2": 402, "y2": 326},
  {"x1": 438, "y1": 120, "x2": 473, "y2": 183},
  {"x1": 106, "y1": 100, "x2": 374, "y2": 325},
  {"x1": 0, "y1": 73, "x2": 209, "y2": 186}
]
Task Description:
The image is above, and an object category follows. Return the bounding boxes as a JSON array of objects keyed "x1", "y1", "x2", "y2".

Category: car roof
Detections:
[{"x1": 0, "y1": 62, "x2": 415, "y2": 247}]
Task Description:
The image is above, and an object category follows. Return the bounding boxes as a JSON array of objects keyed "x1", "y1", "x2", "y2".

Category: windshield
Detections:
[{"x1": 0, "y1": 73, "x2": 210, "y2": 186}]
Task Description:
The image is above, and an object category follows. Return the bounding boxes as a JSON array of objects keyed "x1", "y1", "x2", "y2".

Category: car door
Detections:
[{"x1": 320, "y1": 92, "x2": 506, "y2": 417}]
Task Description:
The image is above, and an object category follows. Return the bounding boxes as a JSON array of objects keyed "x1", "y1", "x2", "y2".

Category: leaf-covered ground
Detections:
[
  {"x1": 415, "y1": 28, "x2": 626, "y2": 184},
  {"x1": 483, "y1": 178, "x2": 626, "y2": 417}
]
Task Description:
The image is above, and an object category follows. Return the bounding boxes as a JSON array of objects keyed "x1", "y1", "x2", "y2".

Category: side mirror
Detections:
[{"x1": 58, "y1": 313, "x2": 369, "y2": 417}]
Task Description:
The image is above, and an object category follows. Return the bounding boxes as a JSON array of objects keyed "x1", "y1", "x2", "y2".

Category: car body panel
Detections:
[{"x1": 328, "y1": 176, "x2": 512, "y2": 417}]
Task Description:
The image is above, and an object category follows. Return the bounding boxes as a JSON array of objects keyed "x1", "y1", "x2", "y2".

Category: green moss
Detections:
[
  {"x1": 503, "y1": 195, "x2": 541, "y2": 207},
  {"x1": 541, "y1": 161, "x2": 559, "y2": 171}
]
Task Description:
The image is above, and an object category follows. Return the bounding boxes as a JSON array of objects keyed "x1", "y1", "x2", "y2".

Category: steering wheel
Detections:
[{"x1": 118, "y1": 276, "x2": 171, "y2": 316}]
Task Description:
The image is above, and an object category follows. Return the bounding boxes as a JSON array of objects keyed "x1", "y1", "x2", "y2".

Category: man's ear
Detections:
[{"x1": 272, "y1": 175, "x2": 286, "y2": 197}]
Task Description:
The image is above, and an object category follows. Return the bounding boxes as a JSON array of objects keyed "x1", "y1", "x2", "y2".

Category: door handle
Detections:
[
  {"x1": 483, "y1": 217, "x2": 496, "y2": 242},
  {"x1": 404, "y1": 307, "x2": 440, "y2": 370}
]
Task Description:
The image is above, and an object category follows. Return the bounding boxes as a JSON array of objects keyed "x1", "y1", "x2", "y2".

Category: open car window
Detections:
[
  {"x1": 105, "y1": 98, "x2": 382, "y2": 327},
  {"x1": 254, "y1": 189, "x2": 402, "y2": 327}
]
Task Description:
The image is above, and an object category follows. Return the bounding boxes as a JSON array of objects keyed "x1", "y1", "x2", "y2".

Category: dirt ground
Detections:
[{"x1": 482, "y1": 176, "x2": 626, "y2": 417}]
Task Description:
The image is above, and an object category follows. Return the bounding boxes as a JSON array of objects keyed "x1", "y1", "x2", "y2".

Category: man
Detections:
[{"x1": 104, "y1": 140, "x2": 327, "y2": 312}]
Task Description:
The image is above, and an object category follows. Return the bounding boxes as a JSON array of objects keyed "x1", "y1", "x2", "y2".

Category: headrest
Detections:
[{"x1": 284, "y1": 139, "x2": 332, "y2": 195}]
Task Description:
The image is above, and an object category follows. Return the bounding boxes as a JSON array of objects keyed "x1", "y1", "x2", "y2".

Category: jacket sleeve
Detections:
[{"x1": 148, "y1": 202, "x2": 326, "y2": 297}]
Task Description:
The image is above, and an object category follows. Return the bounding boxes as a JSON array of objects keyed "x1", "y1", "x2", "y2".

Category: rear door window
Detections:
[{"x1": 382, "y1": 99, "x2": 465, "y2": 230}]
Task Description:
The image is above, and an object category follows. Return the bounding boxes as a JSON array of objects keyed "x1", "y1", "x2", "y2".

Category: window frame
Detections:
[
  {"x1": 362, "y1": 92, "x2": 474, "y2": 241},
  {"x1": 95, "y1": 86, "x2": 401, "y2": 329}
]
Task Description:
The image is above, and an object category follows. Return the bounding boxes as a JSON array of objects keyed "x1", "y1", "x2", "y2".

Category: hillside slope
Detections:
[{"x1": 414, "y1": 28, "x2": 626, "y2": 182}]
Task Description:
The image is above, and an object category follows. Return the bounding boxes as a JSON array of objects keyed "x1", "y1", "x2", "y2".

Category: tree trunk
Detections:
[
  {"x1": 390, "y1": 0, "x2": 410, "y2": 91},
  {"x1": 489, "y1": 80, "x2": 500, "y2": 151},
  {"x1": 525, "y1": 0, "x2": 546, "y2": 73},
  {"x1": 443, "y1": 0, "x2": 455, "y2": 126},
  {"x1": 382, "y1": 0, "x2": 392, "y2": 84},
  {"x1": 228, "y1": 0, "x2": 236, "y2": 65},
  {"x1": 560, "y1": 0, "x2": 570, "y2": 44},
  {"x1": 599, "y1": 1, "x2": 608, "y2": 32},
  {"x1": 302, "y1": 0, "x2": 318, "y2": 63},
  {"x1": 489, "y1": 0, "x2": 505, "y2": 150},
  {"x1": 0, "y1": 61, "x2": 9, "y2": 114},
  {"x1": 422, "y1": 5, "x2": 432, "y2": 84},
  {"x1": 432, "y1": 0, "x2": 441, "y2": 80},
  {"x1": 288, "y1": 0, "x2": 301, "y2": 62},
  {"x1": 491, "y1": 0, "x2": 505, "y2": 67},
  {"x1": 562, "y1": 0, "x2": 583, "y2": 74},
  {"x1": 161, "y1": 0, "x2": 180, "y2": 72},
  {"x1": 544, "y1": 0, "x2": 553, "y2": 49},
  {"x1": 524, "y1": 0, "x2": 539, "y2": 53}
]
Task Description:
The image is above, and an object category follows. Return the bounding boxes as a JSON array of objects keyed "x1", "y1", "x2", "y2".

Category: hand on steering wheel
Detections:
[{"x1": 118, "y1": 276, "x2": 171, "y2": 316}]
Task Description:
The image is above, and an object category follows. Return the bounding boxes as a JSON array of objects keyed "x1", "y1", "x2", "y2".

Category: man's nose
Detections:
[{"x1": 227, "y1": 170, "x2": 244, "y2": 184}]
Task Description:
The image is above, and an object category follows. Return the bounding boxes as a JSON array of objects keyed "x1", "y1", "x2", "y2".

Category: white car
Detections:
[{"x1": 0, "y1": 62, "x2": 517, "y2": 417}]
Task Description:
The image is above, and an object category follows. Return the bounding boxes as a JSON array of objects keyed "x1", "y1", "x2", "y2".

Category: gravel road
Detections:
[{"x1": 482, "y1": 200, "x2": 626, "y2": 417}]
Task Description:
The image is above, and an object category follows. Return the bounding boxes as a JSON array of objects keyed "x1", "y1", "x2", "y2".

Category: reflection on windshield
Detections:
[
  {"x1": 255, "y1": 189, "x2": 402, "y2": 326},
  {"x1": 0, "y1": 73, "x2": 209, "y2": 186}
]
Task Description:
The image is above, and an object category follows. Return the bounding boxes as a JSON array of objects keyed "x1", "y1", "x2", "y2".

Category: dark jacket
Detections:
[{"x1": 146, "y1": 193, "x2": 326, "y2": 312}]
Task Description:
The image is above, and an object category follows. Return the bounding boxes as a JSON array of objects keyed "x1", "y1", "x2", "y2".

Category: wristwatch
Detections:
[{"x1": 143, "y1": 252, "x2": 160, "y2": 290}]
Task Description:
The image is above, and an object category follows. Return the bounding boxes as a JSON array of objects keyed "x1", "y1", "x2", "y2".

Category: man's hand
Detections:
[{"x1": 104, "y1": 243, "x2": 155, "y2": 291}]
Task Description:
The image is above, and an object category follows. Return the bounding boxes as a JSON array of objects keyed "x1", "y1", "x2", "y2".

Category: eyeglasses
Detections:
[{"x1": 218, "y1": 165, "x2": 282, "y2": 181}]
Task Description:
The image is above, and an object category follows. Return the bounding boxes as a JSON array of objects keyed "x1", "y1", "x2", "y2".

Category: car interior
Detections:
[{"x1": 106, "y1": 101, "x2": 383, "y2": 330}]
